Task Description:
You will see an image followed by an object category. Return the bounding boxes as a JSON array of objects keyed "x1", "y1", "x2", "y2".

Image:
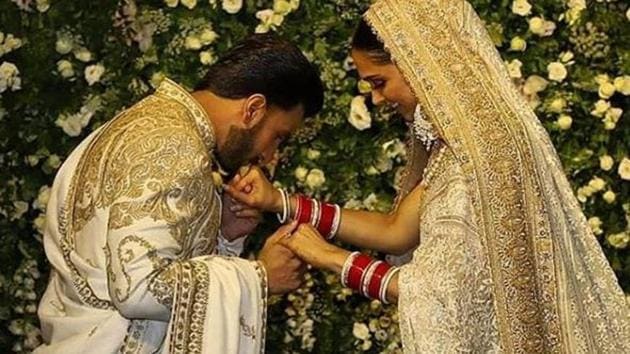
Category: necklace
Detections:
[
  {"x1": 420, "y1": 143, "x2": 447, "y2": 187},
  {"x1": 412, "y1": 104, "x2": 438, "y2": 151}
]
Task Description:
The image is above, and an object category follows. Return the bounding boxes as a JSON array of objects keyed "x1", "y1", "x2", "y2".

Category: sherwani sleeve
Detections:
[{"x1": 103, "y1": 131, "x2": 267, "y2": 353}]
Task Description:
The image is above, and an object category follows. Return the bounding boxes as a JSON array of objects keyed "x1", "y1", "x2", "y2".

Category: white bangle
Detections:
[
  {"x1": 341, "y1": 251, "x2": 360, "y2": 287},
  {"x1": 276, "y1": 188, "x2": 289, "y2": 223},
  {"x1": 379, "y1": 267, "x2": 399, "y2": 304},
  {"x1": 328, "y1": 204, "x2": 342, "y2": 240}
]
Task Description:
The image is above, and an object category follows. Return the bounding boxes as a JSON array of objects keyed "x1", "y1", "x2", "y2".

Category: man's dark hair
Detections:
[
  {"x1": 196, "y1": 34, "x2": 324, "y2": 118},
  {"x1": 351, "y1": 18, "x2": 392, "y2": 65}
]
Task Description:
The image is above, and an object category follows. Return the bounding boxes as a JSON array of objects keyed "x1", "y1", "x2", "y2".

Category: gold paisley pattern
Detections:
[{"x1": 367, "y1": 0, "x2": 629, "y2": 352}]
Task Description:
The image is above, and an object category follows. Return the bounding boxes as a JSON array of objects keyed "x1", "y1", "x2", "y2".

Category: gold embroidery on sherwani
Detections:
[
  {"x1": 59, "y1": 79, "x2": 221, "y2": 351},
  {"x1": 367, "y1": 0, "x2": 629, "y2": 353}
]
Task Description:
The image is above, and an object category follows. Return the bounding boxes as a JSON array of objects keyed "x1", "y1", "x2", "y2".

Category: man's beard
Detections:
[{"x1": 216, "y1": 125, "x2": 261, "y2": 175}]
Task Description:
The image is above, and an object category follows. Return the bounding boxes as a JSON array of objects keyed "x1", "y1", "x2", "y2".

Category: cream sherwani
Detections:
[{"x1": 35, "y1": 79, "x2": 268, "y2": 354}]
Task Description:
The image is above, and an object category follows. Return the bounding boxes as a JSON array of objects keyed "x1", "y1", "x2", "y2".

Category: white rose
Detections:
[
  {"x1": 598, "y1": 82, "x2": 616, "y2": 99},
  {"x1": 361, "y1": 340, "x2": 373, "y2": 351},
  {"x1": 547, "y1": 62, "x2": 567, "y2": 82},
  {"x1": 306, "y1": 149, "x2": 321, "y2": 160},
  {"x1": 184, "y1": 36, "x2": 202, "y2": 50},
  {"x1": 618, "y1": 157, "x2": 630, "y2": 180},
  {"x1": 353, "y1": 322, "x2": 370, "y2": 340},
  {"x1": 542, "y1": 20, "x2": 556, "y2": 36},
  {"x1": 603, "y1": 117, "x2": 616, "y2": 130},
  {"x1": 0, "y1": 61, "x2": 21, "y2": 93},
  {"x1": 362, "y1": 193, "x2": 379, "y2": 211},
  {"x1": 199, "y1": 50, "x2": 214, "y2": 65},
  {"x1": 548, "y1": 97, "x2": 566, "y2": 113},
  {"x1": 164, "y1": 0, "x2": 179, "y2": 7},
  {"x1": 47, "y1": 154, "x2": 61, "y2": 169},
  {"x1": 607, "y1": 232, "x2": 629, "y2": 249},
  {"x1": 84, "y1": 64, "x2": 104, "y2": 86},
  {"x1": 523, "y1": 75, "x2": 549, "y2": 95},
  {"x1": 602, "y1": 190, "x2": 616, "y2": 204},
  {"x1": 588, "y1": 177, "x2": 606, "y2": 192},
  {"x1": 222, "y1": 0, "x2": 243, "y2": 14},
  {"x1": 588, "y1": 217, "x2": 603, "y2": 236},
  {"x1": 605, "y1": 107, "x2": 622, "y2": 123},
  {"x1": 529, "y1": 17, "x2": 545, "y2": 35},
  {"x1": 56, "y1": 59, "x2": 74, "y2": 78},
  {"x1": 348, "y1": 95, "x2": 372, "y2": 131},
  {"x1": 200, "y1": 29, "x2": 218, "y2": 45},
  {"x1": 55, "y1": 37, "x2": 73, "y2": 54},
  {"x1": 74, "y1": 47, "x2": 93, "y2": 63},
  {"x1": 627, "y1": 8, "x2": 630, "y2": 21},
  {"x1": 289, "y1": 0, "x2": 300, "y2": 11},
  {"x1": 33, "y1": 213, "x2": 46, "y2": 235},
  {"x1": 256, "y1": 9, "x2": 274, "y2": 24},
  {"x1": 590, "y1": 99, "x2": 610, "y2": 117},
  {"x1": 556, "y1": 114, "x2": 572, "y2": 130},
  {"x1": 294, "y1": 166, "x2": 308, "y2": 182},
  {"x1": 3, "y1": 34, "x2": 23, "y2": 52},
  {"x1": 506, "y1": 59, "x2": 522, "y2": 79},
  {"x1": 599, "y1": 155, "x2": 614, "y2": 171},
  {"x1": 150, "y1": 72, "x2": 166, "y2": 88},
  {"x1": 594, "y1": 74, "x2": 610, "y2": 85},
  {"x1": 509, "y1": 36, "x2": 527, "y2": 51},
  {"x1": 559, "y1": 51, "x2": 574, "y2": 63},
  {"x1": 305, "y1": 169, "x2": 325, "y2": 189},
  {"x1": 36, "y1": 0, "x2": 50, "y2": 12},
  {"x1": 274, "y1": 0, "x2": 292, "y2": 14},
  {"x1": 181, "y1": 0, "x2": 197, "y2": 9},
  {"x1": 568, "y1": 0, "x2": 586, "y2": 10},
  {"x1": 613, "y1": 76, "x2": 630, "y2": 95},
  {"x1": 11, "y1": 201, "x2": 29, "y2": 221},
  {"x1": 33, "y1": 186, "x2": 51, "y2": 211},
  {"x1": 511, "y1": 0, "x2": 532, "y2": 16}
]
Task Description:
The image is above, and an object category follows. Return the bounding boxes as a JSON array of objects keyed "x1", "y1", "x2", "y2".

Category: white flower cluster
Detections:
[
  {"x1": 55, "y1": 95, "x2": 103, "y2": 137},
  {"x1": 11, "y1": 0, "x2": 50, "y2": 12},
  {"x1": 352, "y1": 300, "x2": 401, "y2": 352},
  {"x1": 55, "y1": 31, "x2": 108, "y2": 86},
  {"x1": 283, "y1": 272, "x2": 316, "y2": 350},
  {"x1": 9, "y1": 259, "x2": 43, "y2": 351},
  {"x1": 255, "y1": 0, "x2": 300, "y2": 33},
  {"x1": 183, "y1": 25, "x2": 219, "y2": 65},
  {"x1": 294, "y1": 166, "x2": 326, "y2": 190},
  {"x1": 590, "y1": 74, "x2": 628, "y2": 130}
]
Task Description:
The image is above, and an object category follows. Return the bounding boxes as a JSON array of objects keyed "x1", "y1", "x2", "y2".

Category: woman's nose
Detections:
[{"x1": 371, "y1": 90, "x2": 386, "y2": 106}]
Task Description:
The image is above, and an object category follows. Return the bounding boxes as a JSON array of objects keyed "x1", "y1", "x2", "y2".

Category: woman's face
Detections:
[{"x1": 351, "y1": 49, "x2": 417, "y2": 121}]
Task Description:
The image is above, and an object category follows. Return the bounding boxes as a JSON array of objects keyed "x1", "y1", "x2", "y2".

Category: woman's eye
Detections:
[{"x1": 371, "y1": 80, "x2": 384, "y2": 89}]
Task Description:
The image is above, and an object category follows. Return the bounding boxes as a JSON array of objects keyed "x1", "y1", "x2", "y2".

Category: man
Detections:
[{"x1": 35, "y1": 34, "x2": 324, "y2": 354}]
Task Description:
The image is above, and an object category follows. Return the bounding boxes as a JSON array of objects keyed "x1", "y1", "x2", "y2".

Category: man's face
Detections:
[{"x1": 217, "y1": 104, "x2": 304, "y2": 174}]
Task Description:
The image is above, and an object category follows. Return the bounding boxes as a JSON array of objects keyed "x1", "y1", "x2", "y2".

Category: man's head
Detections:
[{"x1": 194, "y1": 34, "x2": 324, "y2": 174}]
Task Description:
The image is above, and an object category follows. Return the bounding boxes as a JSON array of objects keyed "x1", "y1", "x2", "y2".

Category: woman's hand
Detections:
[
  {"x1": 224, "y1": 166, "x2": 283, "y2": 213},
  {"x1": 280, "y1": 224, "x2": 351, "y2": 273}
]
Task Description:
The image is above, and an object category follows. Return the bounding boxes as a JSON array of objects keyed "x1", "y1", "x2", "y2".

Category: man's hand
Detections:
[
  {"x1": 224, "y1": 166, "x2": 283, "y2": 213},
  {"x1": 258, "y1": 221, "x2": 305, "y2": 295},
  {"x1": 220, "y1": 194, "x2": 262, "y2": 242}
]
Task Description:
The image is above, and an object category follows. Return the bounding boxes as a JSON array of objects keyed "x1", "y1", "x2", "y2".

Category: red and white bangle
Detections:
[
  {"x1": 340, "y1": 252, "x2": 397, "y2": 303},
  {"x1": 290, "y1": 194, "x2": 341, "y2": 240}
]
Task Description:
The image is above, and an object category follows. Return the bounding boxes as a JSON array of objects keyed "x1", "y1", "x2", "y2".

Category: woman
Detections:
[{"x1": 226, "y1": 0, "x2": 630, "y2": 352}]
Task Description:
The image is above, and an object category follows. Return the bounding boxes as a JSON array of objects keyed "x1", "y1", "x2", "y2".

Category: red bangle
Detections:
[
  {"x1": 296, "y1": 195, "x2": 313, "y2": 224},
  {"x1": 317, "y1": 202, "x2": 336, "y2": 238},
  {"x1": 347, "y1": 254, "x2": 374, "y2": 290},
  {"x1": 367, "y1": 261, "x2": 391, "y2": 299}
]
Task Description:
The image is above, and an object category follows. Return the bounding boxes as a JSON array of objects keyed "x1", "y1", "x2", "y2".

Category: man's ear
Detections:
[{"x1": 243, "y1": 94, "x2": 267, "y2": 129}]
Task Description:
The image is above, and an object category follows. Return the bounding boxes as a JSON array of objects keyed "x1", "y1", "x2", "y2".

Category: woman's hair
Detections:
[{"x1": 351, "y1": 18, "x2": 392, "y2": 64}]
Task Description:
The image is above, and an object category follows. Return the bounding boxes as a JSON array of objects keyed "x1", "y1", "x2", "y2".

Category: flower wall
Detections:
[{"x1": 0, "y1": 0, "x2": 628, "y2": 352}]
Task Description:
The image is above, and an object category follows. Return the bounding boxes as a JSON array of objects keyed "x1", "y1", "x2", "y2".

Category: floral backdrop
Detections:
[{"x1": 0, "y1": 0, "x2": 628, "y2": 352}]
